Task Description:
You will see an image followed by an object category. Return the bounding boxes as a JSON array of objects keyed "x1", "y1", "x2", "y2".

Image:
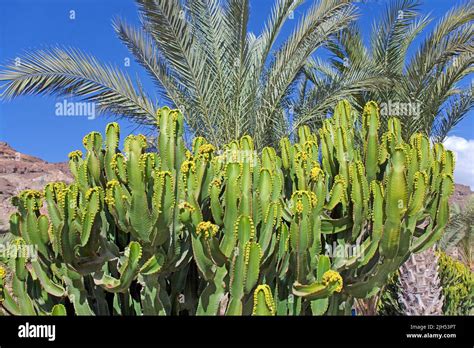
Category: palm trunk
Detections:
[{"x1": 398, "y1": 247, "x2": 444, "y2": 315}]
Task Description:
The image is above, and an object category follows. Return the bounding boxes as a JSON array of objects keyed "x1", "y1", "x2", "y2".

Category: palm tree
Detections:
[
  {"x1": 294, "y1": 0, "x2": 473, "y2": 142},
  {"x1": 0, "y1": 0, "x2": 357, "y2": 150},
  {"x1": 397, "y1": 247, "x2": 444, "y2": 315},
  {"x1": 395, "y1": 186, "x2": 473, "y2": 316}
]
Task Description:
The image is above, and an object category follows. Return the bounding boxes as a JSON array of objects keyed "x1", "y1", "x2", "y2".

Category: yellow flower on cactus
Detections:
[
  {"x1": 295, "y1": 200, "x2": 304, "y2": 214},
  {"x1": 68, "y1": 150, "x2": 83, "y2": 160},
  {"x1": 196, "y1": 221, "x2": 219, "y2": 239},
  {"x1": 310, "y1": 166, "x2": 322, "y2": 180},
  {"x1": 198, "y1": 143, "x2": 216, "y2": 159},
  {"x1": 181, "y1": 160, "x2": 196, "y2": 174},
  {"x1": 322, "y1": 270, "x2": 343, "y2": 293},
  {"x1": 198, "y1": 143, "x2": 215, "y2": 153}
]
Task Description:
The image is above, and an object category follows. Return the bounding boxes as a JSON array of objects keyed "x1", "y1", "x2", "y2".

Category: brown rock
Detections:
[
  {"x1": 0, "y1": 142, "x2": 72, "y2": 233},
  {"x1": 449, "y1": 184, "x2": 473, "y2": 210}
]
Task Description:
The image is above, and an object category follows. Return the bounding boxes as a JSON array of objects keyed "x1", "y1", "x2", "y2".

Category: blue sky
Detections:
[{"x1": 0, "y1": 0, "x2": 472, "y2": 173}]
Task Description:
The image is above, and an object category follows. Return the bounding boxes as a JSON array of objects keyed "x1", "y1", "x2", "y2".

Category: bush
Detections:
[{"x1": 438, "y1": 252, "x2": 474, "y2": 315}]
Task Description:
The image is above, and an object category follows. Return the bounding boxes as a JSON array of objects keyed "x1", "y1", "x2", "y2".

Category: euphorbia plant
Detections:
[{"x1": 0, "y1": 100, "x2": 454, "y2": 316}]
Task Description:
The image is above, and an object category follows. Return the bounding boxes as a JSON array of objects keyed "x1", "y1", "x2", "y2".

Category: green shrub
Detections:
[{"x1": 438, "y1": 252, "x2": 474, "y2": 315}]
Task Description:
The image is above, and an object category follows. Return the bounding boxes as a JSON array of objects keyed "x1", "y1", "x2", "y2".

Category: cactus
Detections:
[{"x1": 1, "y1": 101, "x2": 455, "y2": 315}]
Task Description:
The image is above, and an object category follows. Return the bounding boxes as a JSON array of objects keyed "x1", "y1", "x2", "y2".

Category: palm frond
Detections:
[
  {"x1": 433, "y1": 89, "x2": 474, "y2": 142},
  {"x1": 440, "y1": 197, "x2": 474, "y2": 268},
  {"x1": 406, "y1": 1, "x2": 474, "y2": 94},
  {"x1": 256, "y1": 0, "x2": 303, "y2": 68},
  {"x1": 293, "y1": 66, "x2": 388, "y2": 132},
  {"x1": 113, "y1": 18, "x2": 187, "y2": 108},
  {"x1": 0, "y1": 47, "x2": 157, "y2": 123},
  {"x1": 257, "y1": 0, "x2": 357, "y2": 147},
  {"x1": 137, "y1": 0, "x2": 221, "y2": 142},
  {"x1": 293, "y1": 48, "x2": 390, "y2": 132},
  {"x1": 326, "y1": 24, "x2": 370, "y2": 72},
  {"x1": 370, "y1": 0, "x2": 422, "y2": 74},
  {"x1": 188, "y1": 0, "x2": 234, "y2": 118}
]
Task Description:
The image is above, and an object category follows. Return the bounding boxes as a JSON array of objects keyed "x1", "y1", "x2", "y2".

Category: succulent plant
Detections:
[
  {"x1": 437, "y1": 251, "x2": 473, "y2": 315},
  {"x1": 0, "y1": 101, "x2": 455, "y2": 316}
]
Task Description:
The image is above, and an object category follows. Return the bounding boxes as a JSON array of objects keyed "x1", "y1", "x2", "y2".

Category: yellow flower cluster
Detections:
[
  {"x1": 291, "y1": 190, "x2": 318, "y2": 214},
  {"x1": 210, "y1": 178, "x2": 222, "y2": 187},
  {"x1": 20, "y1": 189, "x2": 43, "y2": 210},
  {"x1": 181, "y1": 160, "x2": 196, "y2": 174},
  {"x1": 310, "y1": 166, "x2": 322, "y2": 181},
  {"x1": 86, "y1": 186, "x2": 103, "y2": 200},
  {"x1": 196, "y1": 221, "x2": 219, "y2": 239},
  {"x1": 322, "y1": 270, "x2": 343, "y2": 293},
  {"x1": 198, "y1": 144, "x2": 216, "y2": 160},
  {"x1": 295, "y1": 151, "x2": 308, "y2": 164},
  {"x1": 68, "y1": 150, "x2": 83, "y2": 160},
  {"x1": 295, "y1": 200, "x2": 304, "y2": 214}
]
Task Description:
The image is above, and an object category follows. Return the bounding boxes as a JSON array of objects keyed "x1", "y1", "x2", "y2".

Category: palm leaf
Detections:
[{"x1": 0, "y1": 47, "x2": 157, "y2": 124}]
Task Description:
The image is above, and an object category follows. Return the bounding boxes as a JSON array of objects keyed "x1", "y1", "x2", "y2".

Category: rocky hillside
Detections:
[
  {"x1": 449, "y1": 183, "x2": 473, "y2": 209},
  {"x1": 0, "y1": 142, "x2": 472, "y2": 233},
  {"x1": 0, "y1": 142, "x2": 72, "y2": 232}
]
